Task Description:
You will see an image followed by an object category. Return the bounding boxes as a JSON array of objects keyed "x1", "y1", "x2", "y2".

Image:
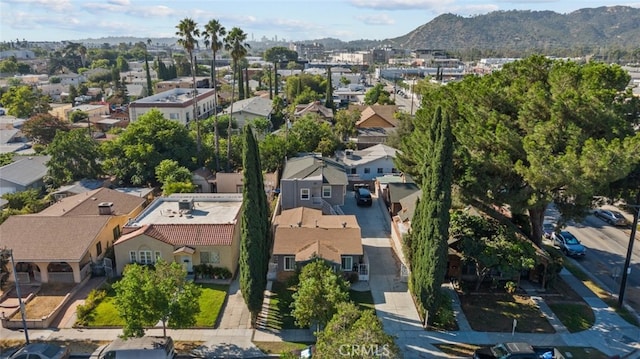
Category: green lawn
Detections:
[
  {"x1": 84, "y1": 283, "x2": 228, "y2": 328},
  {"x1": 266, "y1": 281, "x2": 376, "y2": 331},
  {"x1": 548, "y1": 302, "x2": 594, "y2": 332}
]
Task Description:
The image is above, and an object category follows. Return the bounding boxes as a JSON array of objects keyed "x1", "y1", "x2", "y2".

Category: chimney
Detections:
[{"x1": 98, "y1": 202, "x2": 114, "y2": 215}]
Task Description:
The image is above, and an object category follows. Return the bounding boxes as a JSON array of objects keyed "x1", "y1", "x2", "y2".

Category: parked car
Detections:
[
  {"x1": 552, "y1": 231, "x2": 586, "y2": 258},
  {"x1": 594, "y1": 209, "x2": 628, "y2": 226},
  {"x1": 355, "y1": 187, "x2": 372, "y2": 206},
  {"x1": 89, "y1": 336, "x2": 175, "y2": 359},
  {"x1": 542, "y1": 222, "x2": 556, "y2": 239},
  {"x1": 1, "y1": 343, "x2": 70, "y2": 359},
  {"x1": 473, "y1": 342, "x2": 564, "y2": 359}
]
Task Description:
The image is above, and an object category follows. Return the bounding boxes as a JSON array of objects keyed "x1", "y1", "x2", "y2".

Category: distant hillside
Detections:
[{"x1": 384, "y1": 6, "x2": 640, "y2": 51}]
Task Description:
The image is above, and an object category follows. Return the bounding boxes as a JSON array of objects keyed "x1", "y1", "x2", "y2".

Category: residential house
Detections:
[
  {"x1": 39, "y1": 83, "x2": 68, "y2": 102},
  {"x1": 280, "y1": 155, "x2": 348, "y2": 213},
  {"x1": 383, "y1": 182, "x2": 421, "y2": 217},
  {"x1": 128, "y1": 88, "x2": 217, "y2": 124},
  {"x1": 192, "y1": 167, "x2": 216, "y2": 193},
  {"x1": 348, "y1": 105, "x2": 400, "y2": 149},
  {"x1": 67, "y1": 104, "x2": 110, "y2": 123},
  {"x1": 335, "y1": 144, "x2": 399, "y2": 182},
  {"x1": 0, "y1": 188, "x2": 146, "y2": 284},
  {"x1": 214, "y1": 171, "x2": 278, "y2": 197},
  {"x1": 0, "y1": 155, "x2": 50, "y2": 196},
  {"x1": 271, "y1": 207, "x2": 364, "y2": 281},
  {"x1": 50, "y1": 179, "x2": 107, "y2": 201},
  {"x1": 293, "y1": 101, "x2": 334, "y2": 122},
  {"x1": 113, "y1": 193, "x2": 243, "y2": 277},
  {"x1": 154, "y1": 76, "x2": 210, "y2": 94},
  {"x1": 56, "y1": 72, "x2": 86, "y2": 86},
  {"x1": 0, "y1": 129, "x2": 30, "y2": 154},
  {"x1": 222, "y1": 96, "x2": 273, "y2": 129}
]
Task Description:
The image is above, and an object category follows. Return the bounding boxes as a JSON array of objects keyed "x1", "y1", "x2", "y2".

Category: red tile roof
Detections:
[{"x1": 116, "y1": 223, "x2": 236, "y2": 247}]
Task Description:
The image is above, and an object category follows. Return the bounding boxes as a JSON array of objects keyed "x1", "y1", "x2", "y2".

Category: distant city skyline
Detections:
[{"x1": 1, "y1": 0, "x2": 639, "y2": 44}]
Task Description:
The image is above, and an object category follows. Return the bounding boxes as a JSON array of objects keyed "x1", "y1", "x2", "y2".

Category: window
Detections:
[
  {"x1": 200, "y1": 251, "x2": 210, "y2": 264},
  {"x1": 169, "y1": 113, "x2": 179, "y2": 120},
  {"x1": 341, "y1": 256, "x2": 353, "y2": 272},
  {"x1": 300, "y1": 188, "x2": 310, "y2": 200},
  {"x1": 155, "y1": 251, "x2": 162, "y2": 261},
  {"x1": 350, "y1": 168, "x2": 357, "y2": 174},
  {"x1": 112, "y1": 226, "x2": 121, "y2": 240},
  {"x1": 284, "y1": 256, "x2": 295, "y2": 271},
  {"x1": 377, "y1": 168, "x2": 384, "y2": 174},
  {"x1": 364, "y1": 168, "x2": 371, "y2": 174},
  {"x1": 129, "y1": 251, "x2": 137, "y2": 263},
  {"x1": 391, "y1": 168, "x2": 398, "y2": 173},
  {"x1": 139, "y1": 250, "x2": 153, "y2": 265},
  {"x1": 200, "y1": 251, "x2": 220, "y2": 264},
  {"x1": 96, "y1": 242, "x2": 103, "y2": 257},
  {"x1": 322, "y1": 186, "x2": 331, "y2": 198}
]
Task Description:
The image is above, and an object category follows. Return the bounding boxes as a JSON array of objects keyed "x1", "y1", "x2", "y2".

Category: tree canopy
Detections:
[
  {"x1": 291, "y1": 259, "x2": 349, "y2": 332},
  {"x1": 397, "y1": 55, "x2": 640, "y2": 245},
  {"x1": 45, "y1": 129, "x2": 103, "y2": 188},
  {"x1": 113, "y1": 261, "x2": 201, "y2": 338},
  {"x1": 101, "y1": 109, "x2": 196, "y2": 186},
  {"x1": 1, "y1": 85, "x2": 51, "y2": 118},
  {"x1": 21, "y1": 113, "x2": 70, "y2": 146}
]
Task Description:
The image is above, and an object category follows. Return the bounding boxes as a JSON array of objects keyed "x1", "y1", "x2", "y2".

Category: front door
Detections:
[{"x1": 181, "y1": 256, "x2": 193, "y2": 273}]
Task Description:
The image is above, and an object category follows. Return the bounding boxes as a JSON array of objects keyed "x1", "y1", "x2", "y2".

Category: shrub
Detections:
[
  {"x1": 75, "y1": 288, "x2": 107, "y2": 326},
  {"x1": 505, "y1": 281, "x2": 517, "y2": 294},
  {"x1": 431, "y1": 291, "x2": 457, "y2": 330}
]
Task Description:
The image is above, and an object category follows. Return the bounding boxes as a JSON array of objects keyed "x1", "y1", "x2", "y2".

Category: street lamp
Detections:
[
  {"x1": 618, "y1": 204, "x2": 640, "y2": 307},
  {"x1": 5, "y1": 249, "x2": 30, "y2": 343}
]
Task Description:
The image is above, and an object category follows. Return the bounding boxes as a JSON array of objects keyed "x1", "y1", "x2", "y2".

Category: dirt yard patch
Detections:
[{"x1": 12, "y1": 283, "x2": 75, "y2": 320}]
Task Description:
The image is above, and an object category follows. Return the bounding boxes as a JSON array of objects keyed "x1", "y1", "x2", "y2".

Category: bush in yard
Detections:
[
  {"x1": 75, "y1": 288, "x2": 107, "y2": 326},
  {"x1": 505, "y1": 281, "x2": 517, "y2": 294}
]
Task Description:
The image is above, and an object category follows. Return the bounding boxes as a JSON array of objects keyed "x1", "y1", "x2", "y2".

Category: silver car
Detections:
[
  {"x1": 552, "y1": 231, "x2": 586, "y2": 258},
  {"x1": 2, "y1": 343, "x2": 70, "y2": 359},
  {"x1": 594, "y1": 209, "x2": 627, "y2": 226}
]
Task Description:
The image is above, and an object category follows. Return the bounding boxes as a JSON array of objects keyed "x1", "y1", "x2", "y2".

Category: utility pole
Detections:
[
  {"x1": 619, "y1": 203, "x2": 639, "y2": 307},
  {"x1": 7, "y1": 249, "x2": 30, "y2": 344}
]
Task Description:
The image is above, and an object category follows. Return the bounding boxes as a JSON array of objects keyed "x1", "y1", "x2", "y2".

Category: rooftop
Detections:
[
  {"x1": 131, "y1": 88, "x2": 215, "y2": 105},
  {"x1": 128, "y1": 193, "x2": 243, "y2": 226}
]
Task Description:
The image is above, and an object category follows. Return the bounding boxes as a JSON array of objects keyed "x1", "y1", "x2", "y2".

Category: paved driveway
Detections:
[{"x1": 342, "y1": 190, "x2": 451, "y2": 358}]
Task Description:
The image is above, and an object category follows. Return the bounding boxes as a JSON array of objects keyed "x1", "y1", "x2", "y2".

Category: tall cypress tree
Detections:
[
  {"x1": 239, "y1": 125, "x2": 269, "y2": 326},
  {"x1": 325, "y1": 66, "x2": 334, "y2": 112},
  {"x1": 238, "y1": 65, "x2": 245, "y2": 100},
  {"x1": 408, "y1": 106, "x2": 453, "y2": 325},
  {"x1": 145, "y1": 54, "x2": 153, "y2": 96}
]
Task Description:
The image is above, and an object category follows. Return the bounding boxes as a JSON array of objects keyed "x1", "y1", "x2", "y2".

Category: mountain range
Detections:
[{"x1": 78, "y1": 6, "x2": 640, "y2": 54}]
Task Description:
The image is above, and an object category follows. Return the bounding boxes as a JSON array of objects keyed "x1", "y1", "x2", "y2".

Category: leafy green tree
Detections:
[
  {"x1": 0, "y1": 153, "x2": 12, "y2": 167},
  {"x1": 450, "y1": 210, "x2": 536, "y2": 290},
  {"x1": 224, "y1": 27, "x2": 250, "y2": 171},
  {"x1": 258, "y1": 133, "x2": 293, "y2": 173},
  {"x1": 397, "y1": 55, "x2": 640, "y2": 245},
  {"x1": 284, "y1": 73, "x2": 325, "y2": 102},
  {"x1": 1, "y1": 188, "x2": 46, "y2": 212},
  {"x1": 45, "y1": 129, "x2": 103, "y2": 188},
  {"x1": 176, "y1": 17, "x2": 203, "y2": 160},
  {"x1": 239, "y1": 125, "x2": 270, "y2": 326},
  {"x1": 101, "y1": 109, "x2": 196, "y2": 186},
  {"x1": 263, "y1": 47, "x2": 298, "y2": 96},
  {"x1": 113, "y1": 261, "x2": 201, "y2": 339},
  {"x1": 1, "y1": 85, "x2": 51, "y2": 118},
  {"x1": 291, "y1": 259, "x2": 349, "y2": 332},
  {"x1": 203, "y1": 19, "x2": 227, "y2": 171},
  {"x1": 67, "y1": 84, "x2": 78, "y2": 103},
  {"x1": 333, "y1": 109, "x2": 359, "y2": 141},
  {"x1": 21, "y1": 113, "x2": 70, "y2": 146},
  {"x1": 155, "y1": 159, "x2": 194, "y2": 195},
  {"x1": 0, "y1": 57, "x2": 19, "y2": 74},
  {"x1": 364, "y1": 83, "x2": 394, "y2": 105},
  {"x1": 116, "y1": 55, "x2": 129, "y2": 72},
  {"x1": 288, "y1": 115, "x2": 339, "y2": 155},
  {"x1": 407, "y1": 107, "x2": 453, "y2": 325},
  {"x1": 69, "y1": 110, "x2": 88, "y2": 123},
  {"x1": 315, "y1": 302, "x2": 399, "y2": 359}
]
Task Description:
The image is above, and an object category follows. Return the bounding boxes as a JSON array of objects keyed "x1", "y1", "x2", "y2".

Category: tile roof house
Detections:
[
  {"x1": 0, "y1": 155, "x2": 50, "y2": 197},
  {"x1": 293, "y1": 101, "x2": 334, "y2": 122},
  {"x1": 271, "y1": 207, "x2": 364, "y2": 281},
  {"x1": 113, "y1": 193, "x2": 244, "y2": 277},
  {"x1": 335, "y1": 144, "x2": 400, "y2": 181},
  {"x1": 0, "y1": 188, "x2": 146, "y2": 284},
  {"x1": 280, "y1": 154, "x2": 348, "y2": 213},
  {"x1": 347, "y1": 105, "x2": 400, "y2": 149},
  {"x1": 222, "y1": 96, "x2": 273, "y2": 129}
]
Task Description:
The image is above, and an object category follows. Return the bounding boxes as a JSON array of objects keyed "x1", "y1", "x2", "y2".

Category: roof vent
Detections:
[
  {"x1": 178, "y1": 198, "x2": 194, "y2": 213},
  {"x1": 98, "y1": 202, "x2": 114, "y2": 215},
  {"x1": 345, "y1": 149, "x2": 354, "y2": 159}
]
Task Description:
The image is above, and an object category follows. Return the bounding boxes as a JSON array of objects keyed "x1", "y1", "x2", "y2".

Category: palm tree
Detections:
[
  {"x1": 203, "y1": 19, "x2": 227, "y2": 172},
  {"x1": 176, "y1": 18, "x2": 202, "y2": 159},
  {"x1": 224, "y1": 27, "x2": 250, "y2": 172}
]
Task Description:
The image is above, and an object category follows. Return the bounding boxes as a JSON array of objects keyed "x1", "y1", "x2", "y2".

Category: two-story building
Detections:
[{"x1": 128, "y1": 88, "x2": 217, "y2": 125}]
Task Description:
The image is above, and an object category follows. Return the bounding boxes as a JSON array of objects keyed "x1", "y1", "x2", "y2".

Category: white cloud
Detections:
[
  {"x1": 349, "y1": 0, "x2": 451, "y2": 11},
  {"x1": 356, "y1": 13, "x2": 396, "y2": 25},
  {"x1": 3, "y1": 0, "x2": 72, "y2": 12},
  {"x1": 107, "y1": 0, "x2": 130, "y2": 5}
]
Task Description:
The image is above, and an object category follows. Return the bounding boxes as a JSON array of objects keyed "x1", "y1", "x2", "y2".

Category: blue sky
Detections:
[{"x1": 1, "y1": 0, "x2": 639, "y2": 43}]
